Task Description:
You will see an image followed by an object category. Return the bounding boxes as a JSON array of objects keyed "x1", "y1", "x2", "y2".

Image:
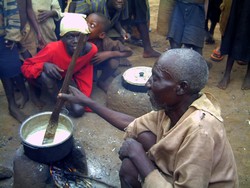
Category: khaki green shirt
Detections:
[
  {"x1": 125, "y1": 93, "x2": 238, "y2": 188},
  {"x1": 31, "y1": 0, "x2": 62, "y2": 43}
]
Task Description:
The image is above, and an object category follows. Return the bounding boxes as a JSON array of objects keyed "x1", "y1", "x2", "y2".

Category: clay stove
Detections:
[
  {"x1": 13, "y1": 139, "x2": 89, "y2": 188},
  {"x1": 107, "y1": 66, "x2": 153, "y2": 117}
]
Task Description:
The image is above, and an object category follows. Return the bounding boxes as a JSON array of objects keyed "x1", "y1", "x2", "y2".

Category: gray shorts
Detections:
[{"x1": 167, "y1": 1, "x2": 206, "y2": 48}]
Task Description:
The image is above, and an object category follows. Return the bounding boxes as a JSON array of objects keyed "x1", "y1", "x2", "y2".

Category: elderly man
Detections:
[
  {"x1": 21, "y1": 13, "x2": 98, "y2": 117},
  {"x1": 58, "y1": 48, "x2": 238, "y2": 187}
]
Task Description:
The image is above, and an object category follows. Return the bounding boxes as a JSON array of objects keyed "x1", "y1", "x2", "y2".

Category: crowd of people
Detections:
[{"x1": 1, "y1": 0, "x2": 248, "y2": 187}]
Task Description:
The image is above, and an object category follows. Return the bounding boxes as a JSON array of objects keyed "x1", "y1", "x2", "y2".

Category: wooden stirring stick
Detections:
[{"x1": 42, "y1": 33, "x2": 87, "y2": 145}]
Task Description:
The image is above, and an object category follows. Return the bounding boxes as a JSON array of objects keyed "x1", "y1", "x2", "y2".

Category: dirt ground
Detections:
[{"x1": 1, "y1": 1, "x2": 250, "y2": 187}]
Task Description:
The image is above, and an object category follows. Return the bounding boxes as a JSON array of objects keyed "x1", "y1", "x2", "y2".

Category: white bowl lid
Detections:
[{"x1": 122, "y1": 66, "x2": 152, "y2": 86}]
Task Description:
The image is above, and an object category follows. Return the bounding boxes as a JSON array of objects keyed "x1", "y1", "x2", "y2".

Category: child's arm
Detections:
[
  {"x1": 114, "y1": 22, "x2": 131, "y2": 40},
  {"x1": 91, "y1": 50, "x2": 132, "y2": 65},
  {"x1": 26, "y1": 0, "x2": 46, "y2": 48},
  {"x1": 37, "y1": 0, "x2": 62, "y2": 23}
]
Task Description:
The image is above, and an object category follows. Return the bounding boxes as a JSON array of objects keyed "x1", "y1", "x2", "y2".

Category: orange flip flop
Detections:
[{"x1": 210, "y1": 47, "x2": 224, "y2": 62}]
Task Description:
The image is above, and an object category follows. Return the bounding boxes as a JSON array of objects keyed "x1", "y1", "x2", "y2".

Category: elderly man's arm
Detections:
[
  {"x1": 58, "y1": 86, "x2": 135, "y2": 130},
  {"x1": 119, "y1": 138, "x2": 173, "y2": 188}
]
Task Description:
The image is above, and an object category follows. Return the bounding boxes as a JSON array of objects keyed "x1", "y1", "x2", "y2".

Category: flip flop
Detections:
[
  {"x1": 210, "y1": 53, "x2": 224, "y2": 62},
  {"x1": 210, "y1": 47, "x2": 224, "y2": 62}
]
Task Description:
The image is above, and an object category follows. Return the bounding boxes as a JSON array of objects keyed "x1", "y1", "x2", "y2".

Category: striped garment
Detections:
[
  {"x1": 0, "y1": 0, "x2": 21, "y2": 41},
  {"x1": 74, "y1": 0, "x2": 128, "y2": 27}
]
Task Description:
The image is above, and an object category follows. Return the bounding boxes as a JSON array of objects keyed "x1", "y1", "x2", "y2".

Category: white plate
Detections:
[{"x1": 122, "y1": 66, "x2": 152, "y2": 86}]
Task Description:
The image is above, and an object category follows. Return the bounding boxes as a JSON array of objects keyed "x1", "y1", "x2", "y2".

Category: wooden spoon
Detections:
[{"x1": 42, "y1": 33, "x2": 87, "y2": 145}]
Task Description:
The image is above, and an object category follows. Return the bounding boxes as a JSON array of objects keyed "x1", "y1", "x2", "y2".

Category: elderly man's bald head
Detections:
[{"x1": 156, "y1": 48, "x2": 209, "y2": 94}]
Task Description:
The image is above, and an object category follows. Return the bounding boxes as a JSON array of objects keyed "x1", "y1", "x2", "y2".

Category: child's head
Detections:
[
  {"x1": 60, "y1": 13, "x2": 90, "y2": 37},
  {"x1": 86, "y1": 12, "x2": 111, "y2": 40},
  {"x1": 60, "y1": 13, "x2": 90, "y2": 56}
]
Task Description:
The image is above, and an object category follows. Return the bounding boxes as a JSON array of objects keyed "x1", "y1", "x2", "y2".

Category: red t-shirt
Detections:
[{"x1": 21, "y1": 40, "x2": 98, "y2": 97}]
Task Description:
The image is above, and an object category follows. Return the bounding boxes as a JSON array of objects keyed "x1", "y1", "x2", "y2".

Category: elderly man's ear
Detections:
[
  {"x1": 176, "y1": 81, "x2": 189, "y2": 95},
  {"x1": 99, "y1": 32, "x2": 106, "y2": 39}
]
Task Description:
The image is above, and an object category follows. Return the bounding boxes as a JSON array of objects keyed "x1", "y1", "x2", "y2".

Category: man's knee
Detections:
[
  {"x1": 108, "y1": 59, "x2": 119, "y2": 70},
  {"x1": 68, "y1": 103, "x2": 85, "y2": 117},
  {"x1": 40, "y1": 72, "x2": 57, "y2": 89}
]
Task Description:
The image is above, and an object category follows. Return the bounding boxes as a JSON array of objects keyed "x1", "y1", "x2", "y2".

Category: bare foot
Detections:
[
  {"x1": 119, "y1": 58, "x2": 132, "y2": 67},
  {"x1": 112, "y1": 69, "x2": 121, "y2": 77},
  {"x1": 241, "y1": 76, "x2": 250, "y2": 90},
  {"x1": 9, "y1": 105, "x2": 27, "y2": 123},
  {"x1": 143, "y1": 49, "x2": 161, "y2": 58},
  {"x1": 18, "y1": 93, "x2": 29, "y2": 109},
  {"x1": 97, "y1": 81, "x2": 110, "y2": 93},
  {"x1": 217, "y1": 76, "x2": 230, "y2": 90}
]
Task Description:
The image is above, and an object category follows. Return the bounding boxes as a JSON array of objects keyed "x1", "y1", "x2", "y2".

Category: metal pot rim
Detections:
[{"x1": 20, "y1": 111, "x2": 74, "y2": 148}]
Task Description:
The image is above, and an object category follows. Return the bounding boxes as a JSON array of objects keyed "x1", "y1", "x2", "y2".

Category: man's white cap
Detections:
[{"x1": 60, "y1": 13, "x2": 90, "y2": 36}]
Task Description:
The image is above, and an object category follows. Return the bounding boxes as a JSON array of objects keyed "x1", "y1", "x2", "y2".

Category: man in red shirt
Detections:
[{"x1": 21, "y1": 13, "x2": 98, "y2": 117}]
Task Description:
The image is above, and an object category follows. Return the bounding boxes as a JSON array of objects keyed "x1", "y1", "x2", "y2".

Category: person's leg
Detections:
[
  {"x1": 97, "y1": 59, "x2": 119, "y2": 93},
  {"x1": 217, "y1": 55, "x2": 235, "y2": 89},
  {"x1": 205, "y1": 18, "x2": 209, "y2": 32},
  {"x1": 40, "y1": 73, "x2": 85, "y2": 117},
  {"x1": 119, "y1": 158, "x2": 141, "y2": 188},
  {"x1": 27, "y1": 79, "x2": 45, "y2": 108},
  {"x1": 209, "y1": 21, "x2": 217, "y2": 37},
  {"x1": 130, "y1": 0, "x2": 160, "y2": 58},
  {"x1": 1, "y1": 78, "x2": 27, "y2": 122},
  {"x1": 205, "y1": 21, "x2": 216, "y2": 44},
  {"x1": 137, "y1": 23, "x2": 161, "y2": 58},
  {"x1": 66, "y1": 102, "x2": 85, "y2": 117},
  {"x1": 65, "y1": 81, "x2": 85, "y2": 117},
  {"x1": 242, "y1": 62, "x2": 250, "y2": 90},
  {"x1": 39, "y1": 72, "x2": 59, "y2": 103},
  {"x1": 169, "y1": 38, "x2": 182, "y2": 49},
  {"x1": 119, "y1": 131, "x2": 156, "y2": 188},
  {"x1": 12, "y1": 74, "x2": 29, "y2": 109}
]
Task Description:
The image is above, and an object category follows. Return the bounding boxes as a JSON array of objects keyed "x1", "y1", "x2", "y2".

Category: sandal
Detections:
[{"x1": 210, "y1": 47, "x2": 224, "y2": 62}]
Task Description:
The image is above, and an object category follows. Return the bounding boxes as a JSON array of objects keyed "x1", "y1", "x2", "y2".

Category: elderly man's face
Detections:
[
  {"x1": 146, "y1": 60, "x2": 178, "y2": 111},
  {"x1": 62, "y1": 31, "x2": 87, "y2": 56}
]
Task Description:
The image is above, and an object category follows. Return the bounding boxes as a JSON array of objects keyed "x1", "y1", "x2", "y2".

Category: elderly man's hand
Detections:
[
  {"x1": 43, "y1": 63, "x2": 64, "y2": 80},
  {"x1": 58, "y1": 86, "x2": 90, "y2": 105},
  {"x1": 118, "y1": 138, "x2": 145, "y2": 160}
]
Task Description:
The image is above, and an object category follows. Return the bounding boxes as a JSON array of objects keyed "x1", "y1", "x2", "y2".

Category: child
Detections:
[
  {"x1": 21, "y1": 13, "x2": 98, "y2": 117},
  {"x1": 217, "y1": 0, "x2": 250, "y2": 90},
  {"x1": 86, "y1": 12, "x2": 133, "y2": 92},
  {"x1": 31, "y1": 0, "x2": 62, "y2": 45},
  {"x1": 68, "y1": 0, "x2": 130, "y2": 42},
  {"x1": 16, "y1": 0, "x2": 46, "y2": 59},
  {"x1": 0, "y1": 0, "x2": 28, "y2": 122},
  {"x1": 167, "y1": 0, "x2": 209, "y2": 55},
  {"x1": 205, "y1": 0, "x2": 222, "y2": 44}
]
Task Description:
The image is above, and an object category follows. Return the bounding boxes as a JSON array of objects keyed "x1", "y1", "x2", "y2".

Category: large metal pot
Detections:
[{"x1": 20, "y1": 112, "x2": 74, "y2": 164}]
